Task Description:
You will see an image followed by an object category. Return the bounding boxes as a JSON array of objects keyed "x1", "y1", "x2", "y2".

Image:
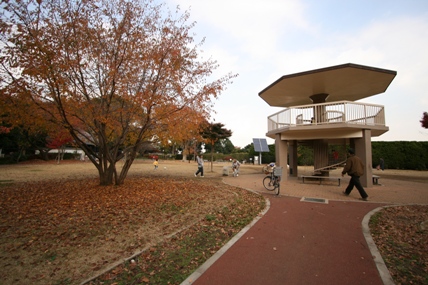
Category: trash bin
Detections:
[{"x1": 222, "y1": 166, "x2": 229, "y2": 176}]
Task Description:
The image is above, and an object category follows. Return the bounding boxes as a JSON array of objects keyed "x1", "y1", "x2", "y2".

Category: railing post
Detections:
[
  {"x1": 266, "y1": 101, "x2": 386, "y2": 133},
  {"x1": 364, "y1": 104, "x2": 367, "y2": 125}
]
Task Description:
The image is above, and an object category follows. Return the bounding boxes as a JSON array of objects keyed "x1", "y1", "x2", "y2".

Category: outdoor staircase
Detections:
[{"x1": 313, "y1": 160, "x2": 346, "y2": 176}]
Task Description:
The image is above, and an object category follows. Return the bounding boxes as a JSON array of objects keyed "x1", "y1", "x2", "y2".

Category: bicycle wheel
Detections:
[{"x1": 263, "y1": 176, "x2": 276, "y2": 191}]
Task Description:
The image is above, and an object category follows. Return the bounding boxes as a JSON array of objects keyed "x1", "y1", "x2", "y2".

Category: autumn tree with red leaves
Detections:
[
  {"x1": 46, "y1": 130, "x2": 74, "y2": 163},
  {"x1": 0, "y1": 0, "x2": 237, "y2": 185}
]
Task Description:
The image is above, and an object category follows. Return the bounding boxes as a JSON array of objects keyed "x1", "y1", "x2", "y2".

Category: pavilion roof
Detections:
[{"x1": 259, "y1": 63, "x2": 397, "y2": 107}]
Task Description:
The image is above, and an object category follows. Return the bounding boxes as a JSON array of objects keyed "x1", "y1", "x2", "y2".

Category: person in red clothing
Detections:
[
  {"x1": 341, "y1": 148, "x2": 369, "y2": 201},
  {"x1": 332, "y1": 149, "x2": 339, "y2": 163}
]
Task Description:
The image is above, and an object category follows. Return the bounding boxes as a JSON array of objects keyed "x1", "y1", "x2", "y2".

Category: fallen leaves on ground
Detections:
[
  {"x1": 0, "y1": 177, "x2": 266, "y2": 285},
  {"x1": 369, "y1": 205, "x2": 428, "y2": 285}
]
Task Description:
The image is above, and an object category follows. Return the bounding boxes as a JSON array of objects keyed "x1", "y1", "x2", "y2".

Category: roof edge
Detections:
[{"x1": 258, "y1": 63, "x2": 397, "y2": 96}]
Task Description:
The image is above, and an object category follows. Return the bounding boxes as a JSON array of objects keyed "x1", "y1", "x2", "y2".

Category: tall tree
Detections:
[
  {"x1": 0, "y1": 0, "x2": 237, "y2": 185},
  {"x1": 200, "y1": 122, "x2": 232, "y2": 171},
  {"x1": 159, "y1": 106, "x2": 205, "y2": 162}
]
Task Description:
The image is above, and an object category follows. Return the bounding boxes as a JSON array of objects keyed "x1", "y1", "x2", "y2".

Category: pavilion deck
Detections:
[{"x1": 267, "y1": 100, "x2": 386, "y2": 133}]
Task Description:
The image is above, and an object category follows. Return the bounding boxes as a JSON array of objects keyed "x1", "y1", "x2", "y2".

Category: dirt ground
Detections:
[
  {"x1": 0, "y1": 159, "x2": 265, "y2": 285},
  {"x1": 0, "y1": 159, "x2": 261, "y2": 183},
  {"x1": 1, "y1": 159, "x2": 427, "y2": 184},
  {"x1": 0, "y1": 159, "x2": 427, "y2": 285}
]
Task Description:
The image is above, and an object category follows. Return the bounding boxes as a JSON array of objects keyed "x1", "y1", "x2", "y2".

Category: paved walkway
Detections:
[{"x1": 181, "y1": 173, "x2": 427, "y2": 285}]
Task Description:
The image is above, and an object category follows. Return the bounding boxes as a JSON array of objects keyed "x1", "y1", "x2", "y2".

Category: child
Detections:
[
  {"x1": 232, "y1": 159, "x2": 241, "y2": 177},
  {"x1": 153, "y1": 158, "x2": 159, "y2": 170}
]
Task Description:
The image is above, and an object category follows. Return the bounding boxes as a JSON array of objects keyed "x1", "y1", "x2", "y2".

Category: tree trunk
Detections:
[
  {"x1": 117, "y1": 157, "x2": 134, "y2": 185},
  {"x1": 36, "y1": 147, "x2": 50, "y2": 161},
  {"x1": 96, "y1": 162, "x2": 115, "y2": 186},
  {"x1": 210, "y1": 144, "x2": 214, "y2": 172},
  {"x1": 116, "y1": 149, "x2": 137, "y2": 185}
]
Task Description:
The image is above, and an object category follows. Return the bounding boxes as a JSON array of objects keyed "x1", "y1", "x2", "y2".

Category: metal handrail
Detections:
[{"x1": 267, "y1": 100, "x2": 386, "y2": 132}]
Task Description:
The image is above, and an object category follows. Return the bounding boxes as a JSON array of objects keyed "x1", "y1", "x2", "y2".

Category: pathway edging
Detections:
[
  {"x1": 362, "y1": 206, "x2": 396, "y2": 285},
  {"x1": 180, "y1": 193, "x2": 271, "y2": 285}
]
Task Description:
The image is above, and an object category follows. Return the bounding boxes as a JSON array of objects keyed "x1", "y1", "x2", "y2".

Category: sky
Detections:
[{"x1": 165, "y1": 0, "x2": 428, "y2": 148}]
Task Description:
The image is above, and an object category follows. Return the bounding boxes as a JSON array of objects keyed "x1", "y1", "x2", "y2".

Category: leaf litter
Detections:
[
  {"x1": 0, "y1": 177, "x2": 266, "y2": 285},
  {"x1": 369, "y1": 205, "x2": 428, "y2": 285}
]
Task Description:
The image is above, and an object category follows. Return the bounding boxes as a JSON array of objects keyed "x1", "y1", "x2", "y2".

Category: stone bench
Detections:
[
  {"x1": 372, "y1": 175, "x2": 381, "y2": 185},
  {"x1": 300, "y1": 175, "x2": 341, "y2": 186}
]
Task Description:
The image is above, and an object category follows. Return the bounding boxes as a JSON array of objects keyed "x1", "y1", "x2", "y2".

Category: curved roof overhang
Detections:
[{"x1": 259, "y1": 63, "x2": 397, "y2": 107}]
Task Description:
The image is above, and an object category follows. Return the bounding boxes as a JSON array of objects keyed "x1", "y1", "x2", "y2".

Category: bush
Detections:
[{"x1": 372, "y1": 141, "x2": 428, "y2": 170}]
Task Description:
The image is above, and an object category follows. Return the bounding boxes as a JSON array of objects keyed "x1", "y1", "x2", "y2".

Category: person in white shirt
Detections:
[
  {"x1": 195, "y1": 154, "x2": 204, "y2": 177},
  {"x1": 232, "y1": 159, "x2": 241, "y2": 177}
]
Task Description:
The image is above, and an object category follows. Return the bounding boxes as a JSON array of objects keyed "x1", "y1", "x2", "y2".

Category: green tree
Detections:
[
  {"x1": 246, "y1": 142, "x2": 275, "y2": 164},
  {"x1": 0, "y1": 0, "x2": 237, "y2": 185},
  {"x1": 204, "y1": 137, "x2": 235, "y2": 154},
  {"x1": 200, "y1": 122, "x2": 232, "y2": 171}
]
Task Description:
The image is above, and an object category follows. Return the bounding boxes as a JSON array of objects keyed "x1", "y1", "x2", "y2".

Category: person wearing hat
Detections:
[{"x1": 341, "y1": 148, "x2": 369, "y2": 201}]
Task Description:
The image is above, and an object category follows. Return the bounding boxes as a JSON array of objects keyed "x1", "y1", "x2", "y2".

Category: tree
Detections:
[
  {"x1": 159, "y1": 106, "x2": 206, "y2": 162},
  {"x1": 421, "y1": 112, "x2": 428, "y2": 129},
  {"x1": 1, "y1": 88, "x2": 50, "y2": 160},
  {"x1": 204, "y1": 137, "x2": 234, "y2": 154},
  {"x1": 46, "y1": 130, "x2": 74, "y2": 163},
  {"x1": 200, "y1": 122, "x2": 232, "y2": 171},
  {"x1": 0, "y1": 0, "x2": 237, "y2": 185}
]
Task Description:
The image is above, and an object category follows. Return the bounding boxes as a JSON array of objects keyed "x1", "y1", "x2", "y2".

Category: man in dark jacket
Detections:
[{"x1": 341, "y1": 148, "x2": 369, "y2": 201}]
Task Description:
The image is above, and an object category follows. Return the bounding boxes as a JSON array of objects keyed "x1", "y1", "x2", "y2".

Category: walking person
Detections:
[
  {"x1": 153, "y1": 158, "x2": 159, "y2": 170},
  {"x1": 341, "y1": 148, "x2": 369, "y2": 201},
  {"x1": 195, "y1": 154, "x2": 204, "y2": 177},
  {"x1": 379, "y1": 158, "x2": 384, "y2": 171}
]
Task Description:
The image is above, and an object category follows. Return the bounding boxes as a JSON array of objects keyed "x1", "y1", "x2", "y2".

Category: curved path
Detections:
[{"x1": 182, "y1": 173, "x2": 427, "y2": 285}]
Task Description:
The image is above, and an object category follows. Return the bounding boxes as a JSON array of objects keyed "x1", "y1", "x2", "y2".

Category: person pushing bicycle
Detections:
[{"x1": 232, "y1": 159, "x2": 241, "y2": 177}]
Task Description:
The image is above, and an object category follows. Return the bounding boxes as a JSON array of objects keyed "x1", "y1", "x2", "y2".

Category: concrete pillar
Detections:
[
  {"x1": 310, "y1": 93, "x2": 328, "y2": 124},
  {"x1": 313, "y1": 139, "x2": 329, "y2": 176},
  {"x1": 275, "y1": 134, "x2": 288, "y2": 179},
  {"x1": 288, "y1": 140, "x2": 298, "y2": 177},
  {"x1": 354, "y1": 130, "x2": 373, "y2": 187}
]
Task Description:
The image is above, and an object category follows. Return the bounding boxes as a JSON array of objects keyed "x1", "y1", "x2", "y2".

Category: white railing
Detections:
[{"x1": 267, "y1": 101, "x2": 386, "y2": 132}]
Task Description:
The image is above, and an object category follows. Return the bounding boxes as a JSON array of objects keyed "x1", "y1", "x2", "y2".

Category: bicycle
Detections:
[
  {"x1": 232, "y1": 167, "x2": 239, "y2": 177},
  {"x1": 263, "y1": 166, "x2": 283, "y2": 195}
]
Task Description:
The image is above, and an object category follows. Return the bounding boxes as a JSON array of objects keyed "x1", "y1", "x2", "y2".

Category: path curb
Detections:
[
  {"x1": 180, "y1": 196, "x2": 271, "y2": 285},
  {"x1": 362, "y1": 206, "x2": 396, "y2": 285}
]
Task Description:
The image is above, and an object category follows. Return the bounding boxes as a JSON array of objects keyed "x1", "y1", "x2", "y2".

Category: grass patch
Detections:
[
  {"x1": 87, "y1": 194, "x2": 265, "y2": 285},
  {"x1": 0, "y1": 179, "x2": 14, "y2": 186}
]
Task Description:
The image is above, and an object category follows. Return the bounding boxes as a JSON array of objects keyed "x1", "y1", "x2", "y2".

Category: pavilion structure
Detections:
[{"x1": 259, "y1": 63, "x2": 397, "y2": 187}]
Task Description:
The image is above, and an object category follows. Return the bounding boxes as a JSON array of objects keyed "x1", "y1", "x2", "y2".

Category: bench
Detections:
[
  {"x1": 372, "y1": 175, "x2": 381, "y2": 185},
  {"x1": 300, "y1": 175, "x2": 341, "y2": 186}
]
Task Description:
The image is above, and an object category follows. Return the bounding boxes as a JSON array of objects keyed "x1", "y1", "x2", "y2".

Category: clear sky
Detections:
[{"x1": 165, "y1": 0, "x2": 428, "y2": 148}]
